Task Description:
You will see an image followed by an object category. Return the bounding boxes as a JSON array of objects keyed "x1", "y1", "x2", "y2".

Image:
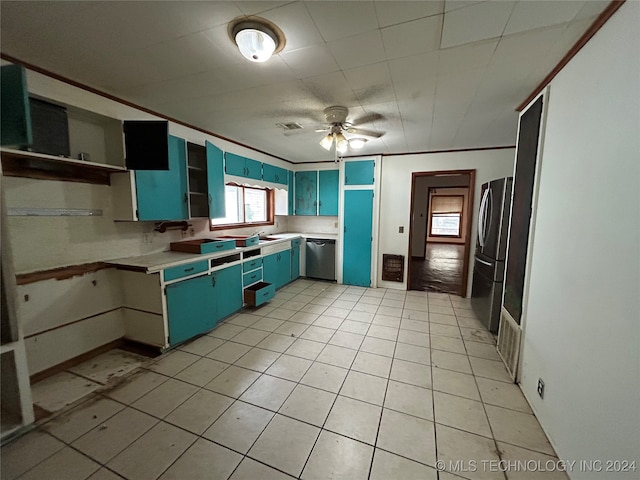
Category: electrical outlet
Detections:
[
  {"x1": 143, "y1": 233, "x2": 152, "y2": 244},
  {"x1": 399, "y1": 226, "x2": 404, "y2": 233},
  {"x1": 189, "y1": 227, "x2": 195, "y2": 237},
  {"x1": 181, "y1": 229, "x2": 188, "y2": 238},
  {"x1": 537, "y1": 378, "x2": 545, "y2": 399},
  {"x1": 334, "y1": 222, "x2": 338, "y2": 228}
]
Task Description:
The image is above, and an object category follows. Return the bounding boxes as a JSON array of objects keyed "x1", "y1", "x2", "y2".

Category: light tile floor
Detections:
[{"x1": 1, "y1": 280, "x2": 568, "y2": 480}]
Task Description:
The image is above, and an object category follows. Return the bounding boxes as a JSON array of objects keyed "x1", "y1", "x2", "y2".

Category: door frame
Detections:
[{"x1": 407, "y1": 169, "x2": 476, "y2": 297}]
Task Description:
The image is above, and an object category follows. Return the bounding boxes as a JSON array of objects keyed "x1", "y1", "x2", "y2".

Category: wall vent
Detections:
[
  {"x1": 382, "y1": 254, "x2": 404, "y2": 282},
  {"x1": 497, "y1": 307, "x2": 521, "y2": 382}
]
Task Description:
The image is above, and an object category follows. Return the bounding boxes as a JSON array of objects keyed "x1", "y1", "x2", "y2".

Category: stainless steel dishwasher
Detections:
[{"x1": 305, "y1": 238, "x2": 336, "y2": 281}]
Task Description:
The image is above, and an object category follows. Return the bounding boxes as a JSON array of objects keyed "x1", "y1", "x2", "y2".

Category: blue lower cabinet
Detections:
[
  {"x1": 211, "y1": 264, "x2": 242, "y2": 326},
  {"x1": 263, "y1": 250, "x2": 291, "y2": 290},
  {"x1": 291, "y1": 243, "x2": 300, "y2": 281},
  {"x1": 166, "y1": 275, "x2": 211, "y2": 346},
  {"x1": 243, "y1": 269, "x2": 262, "y2": 287}
]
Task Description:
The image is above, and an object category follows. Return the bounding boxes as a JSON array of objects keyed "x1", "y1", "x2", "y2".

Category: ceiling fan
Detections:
[{"x1": 315, "y1": 106, "x2": 384, "y2": 155}]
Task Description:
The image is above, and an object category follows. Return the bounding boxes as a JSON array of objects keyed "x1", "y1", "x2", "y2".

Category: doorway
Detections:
[{"x1": 408, "y1": 170, "x2": 475, "y2": 296}]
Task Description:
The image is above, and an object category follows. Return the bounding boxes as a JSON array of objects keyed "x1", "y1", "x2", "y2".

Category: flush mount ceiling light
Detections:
[
  {"x1": 349, "y1": 138, "x2": 367, "y2": 149},
  {"x1": 229, "y1": 17, "x2": 285, "y2": 63}
]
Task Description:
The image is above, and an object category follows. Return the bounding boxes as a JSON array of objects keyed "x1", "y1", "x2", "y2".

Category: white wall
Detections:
[
  {"x1": 378, "y1": 149, "x2": 515, "y2": 293},
  {"x1": 518, "y1": 3, "x2": 640, "y2": 477}
]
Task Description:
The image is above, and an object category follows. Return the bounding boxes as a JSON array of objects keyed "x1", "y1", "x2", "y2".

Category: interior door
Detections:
[{"x1": 343, "y1": 190, "x2": 374, "y2": 287}]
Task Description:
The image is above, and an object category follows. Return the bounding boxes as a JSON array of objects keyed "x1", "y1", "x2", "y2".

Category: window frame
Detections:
[
  {"x1": 428, "y1": 194, "x2": 464, "y2": 238},
  {"x1": 209, "y1": 183, "x2": 275, "y2": 231}
]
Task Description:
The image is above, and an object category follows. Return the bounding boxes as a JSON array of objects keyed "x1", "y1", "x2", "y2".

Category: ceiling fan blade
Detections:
[
  {"x1": 346, "y1": 127, "x2": 384, "y2": 138},
  {"x1": 351, "y1": 112, "x2": 384, "y2": 126}
]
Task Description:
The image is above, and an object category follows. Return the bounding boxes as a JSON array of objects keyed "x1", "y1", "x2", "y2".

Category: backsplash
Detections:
[{"x1": 287, "y1": 216, "x2": 339, "y2": 235}]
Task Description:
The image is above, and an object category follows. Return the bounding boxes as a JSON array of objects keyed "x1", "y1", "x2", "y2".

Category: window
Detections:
[
  {"x1": 430, "y1": 195, "x2": 464, "y2": 237},
  {"x1": 210, "y1": 185, "x2": 272, "y2": 228}
]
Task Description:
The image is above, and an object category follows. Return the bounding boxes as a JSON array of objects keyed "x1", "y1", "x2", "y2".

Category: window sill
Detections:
[{"x1": 209, "y1": 220, "x2": 274, "y2": 231}]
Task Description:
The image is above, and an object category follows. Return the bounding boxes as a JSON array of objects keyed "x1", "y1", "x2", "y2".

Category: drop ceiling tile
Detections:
[
  {"x1": 354, "y1": 85, "x2": 396, "y2": 105},
  {"x1": 574, "y1": 0, "x2": 609, "y2": 20},
  {"x1": 389, "y1": 51, "x2": 439, "y2": 84},
  {"x1": 381, "y1": 15, "x2": 443, "y2": 59},
  {"x1": 235, "y1": 1, "x2": 291, "y2": 16},
  {"x1": 492, "y1": 25, "x2": 568, "y2": 67},
  {"x1": 438, "y1": 39, "x2": 497, "y2": 75},
  {"x1": 280, "y1": 45, "x2": 340, "y2": 78},
  {"x1": 328, "y1": 30, "x2": 386, "y2": 70},
  {"x1": 343, "y1": 63, "x2": 392, "y2": 91},
  {"x1": 304, "y1": 1, "x2": 378, "y2": 42},
  {"x1": 374, "y1": 1, "x2": 444, "y2": 28},
  {"x1": 302, "y1": 71, "x2": 358, "y2": 107},
  {"x1": 441, "y1": 1, "x2": 516, "y2": 48},
  {"x1": 171, "y1": 1, "x2": 244, "y2": 30},
  {"x1": 262, "y1": 2, "x2": 325, "y2": 51},
  {"x1": 503, "y1": 0, "x2": 584, "y2": 36},
  {"x1": 444, "y1": 1, "x2": 486, "y2": 13}
]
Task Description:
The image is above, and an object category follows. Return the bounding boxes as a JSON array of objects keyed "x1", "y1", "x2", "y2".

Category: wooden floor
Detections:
[{"x1": 409, "y1": 243, "x2": 466, "y2": 295}]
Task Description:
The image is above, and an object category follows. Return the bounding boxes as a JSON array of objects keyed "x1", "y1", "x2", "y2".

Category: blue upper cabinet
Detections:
[
  {"x1": 345, "y1": 160, "x2": 375, "y2": 185},
  {"x1": 295, "y1": 171, "x2": 318, "y2": 215},
  {"x1": 263, "y1": 164, "x2": 288, "y2": 185},
  {"x1": 135, "y1": 135, "x2": 189, "y2": 221},
  {"x1": 288, "y1": 170, "x2": 294, "y2": 215},
  {"x1": 1, "y1": 64, "x2": 32, "y2": 147},
  {"x1": 225, "y1": 152, "x2": 262, "y2": 180},
  {"x1": 206, "y1": 141, "x2": 225, "y2": 219},
  {"x1": 318, "y1": 170, "x2": 339, "y2": 216}
]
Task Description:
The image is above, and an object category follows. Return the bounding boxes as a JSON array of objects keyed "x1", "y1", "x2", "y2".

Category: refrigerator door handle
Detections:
[
  {"x1": 478, "y1": 188, "x2": 490, "y2": 247},
  {"x1": 476, "y1": 257, "x2": 494, "y2": 267},
  {"x1": 485, "y1": 187, "x2": 493, "y2": 242}
]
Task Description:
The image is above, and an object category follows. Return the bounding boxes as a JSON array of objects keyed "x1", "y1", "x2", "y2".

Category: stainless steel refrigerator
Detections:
[{"x1": 471, "y1": 177, "x2": 513, "y2": 333}]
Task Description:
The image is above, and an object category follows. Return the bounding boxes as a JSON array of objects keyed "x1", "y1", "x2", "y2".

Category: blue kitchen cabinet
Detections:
[
  {"x1": 291, "y1": 239, "x2": 301, "y2": 280},
  {"x1": 295, "y1": 171, "x2": 317, "y2": 215},
  {"x1": 343, "y1": 190, "x2": 374, "y2": 287},
  {"x1": 225, "y1": 152, "x2": 262, "y2": 180},
  {"x1": 288, "y1": 170, "x2": 294, "y2": 215},
  {"x1": 166, "y1": 275, "x2": 211, "y2": 346},
  {"x1": 263, "y1": 164, "x2": 288, "y2": 185},
  {"x1": 210, "y1": 264, "x2": 242, "y2": 326},
  {"x1": 1, "y1": 64, "x2": 32, "y2": 147},
  {"x1": 344, "y1": 160, "x2": 375, "y2": 185},
  {"x1": 318, "y1": 170, "x2": 339, "y2": 216},
  {"x1": 206, "y1": 141, "x2": 225, "y2": 219},
  {"x1": 263, "y1": 250, "x2": 291, "y2": 290},
  {"x1": 136, "y1": 135, "x2": 189, "y2": 221}
]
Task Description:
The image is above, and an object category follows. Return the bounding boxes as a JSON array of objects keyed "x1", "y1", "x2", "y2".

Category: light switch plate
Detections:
[{"x1": 399, "y1": 226, "x2": 404, "y2": 233}]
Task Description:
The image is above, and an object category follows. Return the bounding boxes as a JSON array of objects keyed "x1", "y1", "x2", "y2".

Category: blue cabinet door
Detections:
[
  {"x1": 343, "y1": 190, "x2": 374, "y2": 287},
  {"x1": 291, "y1": 245, "x2": 300, "y2": 280},
  {"x1": 211, "y1": 264, "x2": 242, "y2": 326},
  {"x1": 263, "y1": 164, "x2": 287, "y2": 185},
  {"x1": 136, "y1": 135, "x2": 189, "y2": 221},
  {"x1": 287, "y1": 170, "x2": 294, "y2": 215},
  {"x1": 1, "y1": 64, "x2": 32, "y2": 147},
  {"x1": 224, "y1": 152, "x2": 246, "y2": 177},
  {"x1": 295, "y1": 171, "x2": 318, "y2": 215},
  {"x1": 225, "y1": 152, "x2": 262, "y2": 180},
  {"x1": 318, "y1": 170, "x2": 339, "y2": 216},
  {"x1": 166, "y1": 275, "x2": 210, "y2": 346},
  {"x1": 345, "y1": 160, "x2": 375, "y2": 185},
  {"x1": 277, "y1": 250, "x2": 291, "y2": 289},
  {"x1": 263, "y1": 252, "x2": 278, "y2": 287},
  {"x1": 206, "y1": 141, "x2": 225, "y2": 219}
]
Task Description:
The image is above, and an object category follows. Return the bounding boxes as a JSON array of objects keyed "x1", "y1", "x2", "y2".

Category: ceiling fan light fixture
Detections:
[
  {"x1": 336, "y1": 140, "x2": 348, "y2": 154},
  {"x1": 319, "y1": 134, "x2": 333, "y2": 150},
  {"x1": 230, "y1": 18, "x2": 285, "y2": 63},
  {"x1": 349, "y1": 138, "x2": 367, "y2": 149}
]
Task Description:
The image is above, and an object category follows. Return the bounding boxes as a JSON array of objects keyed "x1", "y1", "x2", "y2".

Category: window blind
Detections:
[{"x1": 431, "y1": 195, "x2": 464, "y2": 214}]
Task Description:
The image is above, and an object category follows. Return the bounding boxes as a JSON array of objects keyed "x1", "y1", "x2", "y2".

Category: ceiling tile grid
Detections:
[{"x1": 0, "y1": 0, "x2": 609, "y2": 162}]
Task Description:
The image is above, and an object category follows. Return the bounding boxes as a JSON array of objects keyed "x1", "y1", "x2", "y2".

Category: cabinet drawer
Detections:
[
  {"x1": 291, "y1": 238, "x2": 302, "y2": 248},
  {"x1": 243, "y1": 269, "x2": 263, "y2": 287},
  {"x1": 243, "y1": 257, "x2": 263, "y2": 272},
  {"x1": 244, "y1": 281, "x2": 275, "y2": 307},
  {"x1": 164, "y1": 260, "x2": 209, "y2": 282}
]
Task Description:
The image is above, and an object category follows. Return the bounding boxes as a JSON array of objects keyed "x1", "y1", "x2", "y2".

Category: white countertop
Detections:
[{"x1": 107, "y1": 233, "x2": 317, "y2": 273}]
